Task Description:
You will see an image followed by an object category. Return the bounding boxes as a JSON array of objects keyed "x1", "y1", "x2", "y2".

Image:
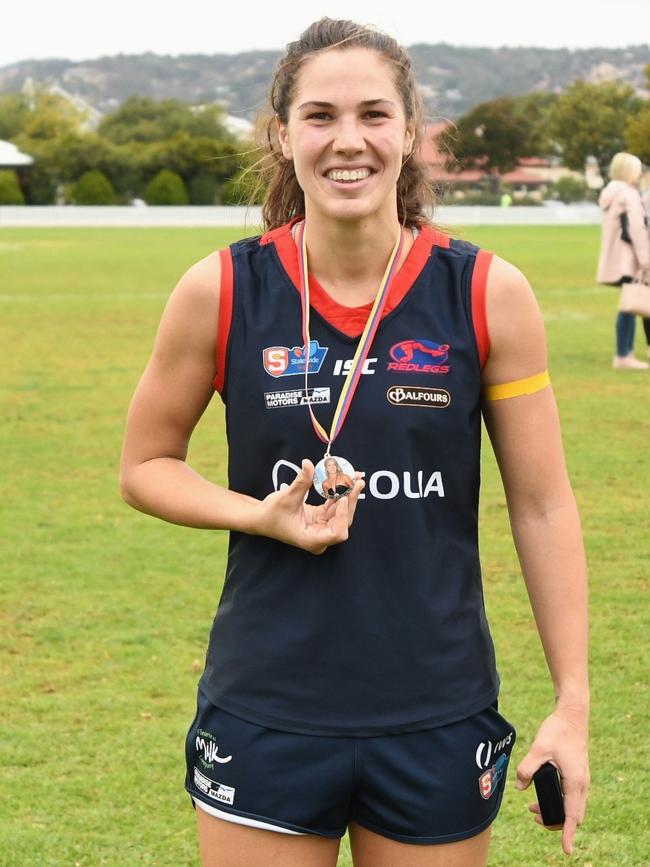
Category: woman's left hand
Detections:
[{"x1": 515, "y1": 706, "x2": 590, "y2": 855}]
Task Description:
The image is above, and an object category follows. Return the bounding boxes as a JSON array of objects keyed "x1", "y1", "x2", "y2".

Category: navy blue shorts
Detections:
[{"x1": 184, "y1": 686, "x2": 516, "y2": 844}]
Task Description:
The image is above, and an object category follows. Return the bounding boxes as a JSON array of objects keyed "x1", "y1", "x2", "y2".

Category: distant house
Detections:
[
  {"x1": 223, "y1": 114, "x2": 254, "y2": 140},
  {"x1": 0, "y1": 140, "x2": 34, "y2": 168},
  {"x1": 190, "y1": 104, "x2": 254, "y2": 140},
  {"x1": 419, "y1": 121, "x2": 484, "y2": 191},
  {"x1": 419, "y1": 121, "x2": 582, "y2": 200}
]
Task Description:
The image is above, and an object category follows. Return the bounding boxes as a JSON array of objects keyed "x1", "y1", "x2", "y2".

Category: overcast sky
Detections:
[{"x1": 2, "y1": 0, "x2": 649, "y2": 66}]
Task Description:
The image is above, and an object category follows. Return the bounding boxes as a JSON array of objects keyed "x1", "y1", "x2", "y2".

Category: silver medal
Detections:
[{"x1": 313, "y1": 455, "x2": 356, "y2": 500}]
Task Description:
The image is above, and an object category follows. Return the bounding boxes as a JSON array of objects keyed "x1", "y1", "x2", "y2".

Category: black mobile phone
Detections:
[{"x1": 533, "y1": 762, "x2": 565, "y2": 826}]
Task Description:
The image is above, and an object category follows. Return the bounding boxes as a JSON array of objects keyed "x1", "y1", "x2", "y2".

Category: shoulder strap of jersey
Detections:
[
  {"x1": 420, "y1": 226, "x2": 451, "y2": 249},
  {"x1": 212, "y1": 247, "x2": 234, "y2": 395},
  {"x1": 471, "y1": 249, "x2": 492, "y2": 369}
]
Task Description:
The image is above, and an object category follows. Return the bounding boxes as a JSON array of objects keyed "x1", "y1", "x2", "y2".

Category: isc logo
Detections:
[{"x1": 333, "y1": 358, "x2": 377, "y2": 376}]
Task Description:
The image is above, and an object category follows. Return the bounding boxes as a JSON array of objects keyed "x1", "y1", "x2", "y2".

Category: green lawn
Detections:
[{"x1": 1, "y1": 226, "x2": 648, "y2": 866}]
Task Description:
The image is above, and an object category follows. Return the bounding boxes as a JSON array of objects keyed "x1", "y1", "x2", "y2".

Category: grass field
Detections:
[{"x1": 1, "y1": 225, "x2": 649, "y2": 866}]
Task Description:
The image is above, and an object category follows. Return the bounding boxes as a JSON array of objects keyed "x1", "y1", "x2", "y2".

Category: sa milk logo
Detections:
[{"x1": 263, "y1": 340, "x2": 328, "y2": 378}]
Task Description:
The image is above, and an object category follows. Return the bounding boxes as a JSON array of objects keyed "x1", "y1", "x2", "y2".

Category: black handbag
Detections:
[{"x1": 620, "y1": 212, "x2": 632, "y2": 244}]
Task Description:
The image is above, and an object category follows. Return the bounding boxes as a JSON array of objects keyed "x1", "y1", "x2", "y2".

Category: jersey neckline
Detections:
[{"x1": 260, "y1": 218, "x2": 449, "y2": 338}]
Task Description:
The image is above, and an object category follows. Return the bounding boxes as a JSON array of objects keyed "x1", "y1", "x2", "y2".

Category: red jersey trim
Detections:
[
  {"x1": 260, "y1": 216, "x2": 303, "y2": 247},
  {"x1": 471, "y1": 249, "x2": 492, "y2": 370},
  {"x1": 265, "y1": 221, "x2": 447, "y2": 338},
  {"x1": 213, "y1": 247, "x2": 234, "y2": 394}
]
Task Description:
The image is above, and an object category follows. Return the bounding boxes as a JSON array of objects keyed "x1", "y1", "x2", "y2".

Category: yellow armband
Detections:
[{"x1": 483, "y1": 370, "x2": 550, "y2": 401}]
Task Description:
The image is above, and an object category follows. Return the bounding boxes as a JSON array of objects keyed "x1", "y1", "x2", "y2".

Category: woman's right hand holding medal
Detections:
[{"x1": 251, "y1": 459, "x2": 365, "y2": 554}]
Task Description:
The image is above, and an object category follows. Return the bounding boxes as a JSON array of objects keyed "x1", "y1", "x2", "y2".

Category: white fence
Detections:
[{"x1": 0, "y1": 204, "x2": 601, "y2": 228}]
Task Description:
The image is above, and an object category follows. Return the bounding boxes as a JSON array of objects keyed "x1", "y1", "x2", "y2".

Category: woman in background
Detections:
[{"x1": 597, "y1": 151, "x2": 650, "y2": 369}]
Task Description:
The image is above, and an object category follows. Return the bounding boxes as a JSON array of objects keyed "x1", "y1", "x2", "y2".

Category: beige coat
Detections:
[{"x1": 596, "y1": 180, "x2": 650, "y2": 284}]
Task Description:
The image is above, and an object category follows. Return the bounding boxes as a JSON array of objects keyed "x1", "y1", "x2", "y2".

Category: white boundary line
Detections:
[{"x1": 0, "y1": 205, "x2": 601, "y2": 227}]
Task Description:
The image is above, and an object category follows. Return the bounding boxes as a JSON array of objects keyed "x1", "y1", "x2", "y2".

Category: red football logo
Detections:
[{"x1": 263, "y1": 347, "x2": 289, "y2": 377}]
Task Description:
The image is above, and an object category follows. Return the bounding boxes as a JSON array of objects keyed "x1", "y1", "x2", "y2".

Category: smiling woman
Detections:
[
  {"x1": 256, "y1": 21, "x2": 434, "y2": 249},
  {"x1": 119, "y1": 17, "x2": 589, "y2": 867},
  {"x1": 275, "y1": 50, "x2": 415, "y2": 237}
]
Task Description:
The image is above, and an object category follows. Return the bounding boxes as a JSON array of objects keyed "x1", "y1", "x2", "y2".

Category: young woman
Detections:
[
  {"x1": 597, "y1": 151, "x2": 650, "y2": 369},
  {"x1": 120, "y1": 18, "x2": 589, "y2": 867},
  {"x1": 319, "y1": 457, "x2": 355, "y2": 499}
]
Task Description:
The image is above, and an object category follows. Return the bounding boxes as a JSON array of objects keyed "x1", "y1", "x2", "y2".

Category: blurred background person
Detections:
[{"x1": 597, "y1": 151, "x2": 650, "y2": 370}]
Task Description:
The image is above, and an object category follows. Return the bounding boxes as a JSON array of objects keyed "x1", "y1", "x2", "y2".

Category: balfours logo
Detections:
[{"x1": 387, "y1": 386, "x2": 451, "y2": 408}]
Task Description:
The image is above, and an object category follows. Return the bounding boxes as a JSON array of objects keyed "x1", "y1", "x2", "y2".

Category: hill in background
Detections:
[{"x1": 0, "y1": 44, "x2": 648, "y2": 121}]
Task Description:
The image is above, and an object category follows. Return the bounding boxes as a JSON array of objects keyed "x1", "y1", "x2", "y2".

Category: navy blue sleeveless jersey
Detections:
[{"x1": 199, "y1": 218, "x2": 499, "y2": 736}]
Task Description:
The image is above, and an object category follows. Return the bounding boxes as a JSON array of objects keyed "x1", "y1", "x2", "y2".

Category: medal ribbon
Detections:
[{"x1": 296, "y1": 219, "x2": 405, "y2": 454}]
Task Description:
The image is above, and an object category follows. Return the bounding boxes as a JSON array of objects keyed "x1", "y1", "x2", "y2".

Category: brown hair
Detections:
[{"x1": 248, "y1": 18, "x2": 438, "y2": 231}]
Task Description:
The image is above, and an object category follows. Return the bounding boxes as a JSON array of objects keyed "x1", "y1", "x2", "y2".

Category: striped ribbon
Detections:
[{"x1": 296, "y1": 219, "x2": 404, "y2": 453}]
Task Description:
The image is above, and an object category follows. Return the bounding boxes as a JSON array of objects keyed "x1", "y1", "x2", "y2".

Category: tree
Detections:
[
  {"x1": 625, "y1": 65, "x2": 650, "y2": 164},
  {"x1": 548, "y1": 175, "x2": 591, "y2": 203},
  {"x1": 10, "y1": 132, "x2": 127, "y2": 204},
  {"x1": 625, "y1": 108, "x2": 650, "y2": 164},
  {"x1": 0, "y1": 88, "x2": 86, "y2": 142},
  {"x1": 548, "y1": 79, "x2": 641, "y2": 179},
  {"x1": 220, "y1": 162, "x2": 265, "y2": 205},
  {"x1": 4, "y1": 89, "x2": 241, "y2": 204},
  {"x1": 97, "y1": 102, "x2": 241, "y2": 202},
  {"x1": 188, "y1": 173, "x2": 217, "y2": 205},
  {"x1": 128, "y1": 133, "x2": 241, "y2": 203},
  {"x1": 0, "y1": 171, "x2": 25, "y2": 205},
  {"x1": 439, "y1": 96, "x2": 538, "y2": 189},
  {"x1": 98, "y1": 96, "x2": 232, "y2": 144},
  {"x1": 72, "y1": 170, "x2": 116, "y2": 204},
  {"x1": 20, "y1": 85, "x2": 88, "y2": 140},
  {"x1": 5, "y1": 136, "x2": 58, "y2": 204},
  {"x1": 144, "y1": 169, "x2": 189, "y2": 204},
  {"x1": 512, "y1": 91, "x2": 559, "y2": 159},
  {"x1": 0, "y1": 94, "x2": 29, "y2": 140}
]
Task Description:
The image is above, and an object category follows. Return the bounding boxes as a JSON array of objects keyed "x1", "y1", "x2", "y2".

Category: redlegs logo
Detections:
[{"x1": 388, "y1": 339, "x2": 450, "y2": 374}]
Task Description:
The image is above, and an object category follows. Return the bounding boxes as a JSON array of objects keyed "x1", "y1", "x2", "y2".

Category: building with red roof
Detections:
[{"x1": 419, "y1": 121, "x2": 583, "y2": 201}]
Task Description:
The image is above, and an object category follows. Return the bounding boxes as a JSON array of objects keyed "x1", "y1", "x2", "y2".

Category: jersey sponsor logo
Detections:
[
  {"x1": 387, "y1": 385, "x2": 451, "y2": 408},
  {"x1": 196, "y1": 729, "x2": 233, "y2": 768},
  {"x1": 272, "y1": 460, "x2": 445, "y2": 500},
  {"x1": 263, "y1": 340, "x2": 328, "y2": 378},
  {"x1": 476, "y1": 731, "x2": 514, "y2": 799},
  {"x1": 388, "y1": 339, "x2": 450, "y2": 374},
  {"x1": 333, "y1": 357, "x2": 377, "y2": 376},
  {"x1": 475, "y1": 733, "x2": 514, "y2": 770},
  {"x1": 273, "y1": 460, "x2": 306, "y2": 493},
  {"x1": 264, "y1": 387, "x2": 330, "y2": 409},
  {"x1": 193, "y1": 767, "x2": 236, "y2": 805},
  {"x1": 478, "y1": 753, "x2": 509, "y2": 800}
]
